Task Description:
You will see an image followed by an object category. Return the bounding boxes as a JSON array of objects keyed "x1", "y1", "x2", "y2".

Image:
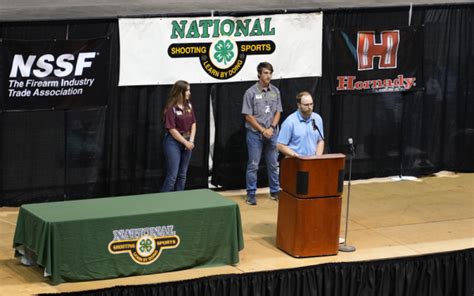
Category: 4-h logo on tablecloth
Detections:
[{"x1": 108, "y1": 225, "x2": 180, "y2": 265}]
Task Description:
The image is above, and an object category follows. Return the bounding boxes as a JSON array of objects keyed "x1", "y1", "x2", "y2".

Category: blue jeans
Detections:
[
  {"x1": 161, "y1": 133, "x2": 192, "y2": 192},
  {"x1": 246, "y1": 129, "x2": 280, "y2": 197}
]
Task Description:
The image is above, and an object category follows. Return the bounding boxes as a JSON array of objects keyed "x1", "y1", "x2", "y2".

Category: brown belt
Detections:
[{"x1": 181, "y1": 132, "x2": 191, "y2": 138}]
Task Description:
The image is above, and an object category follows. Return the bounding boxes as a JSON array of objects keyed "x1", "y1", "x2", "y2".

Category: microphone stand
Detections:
[{"x1": 339, "y1": 140, "x2": 356, "y2": 252}]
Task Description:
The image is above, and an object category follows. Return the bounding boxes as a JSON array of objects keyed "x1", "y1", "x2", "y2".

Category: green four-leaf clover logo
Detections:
[
  {"x1": 139, "y1": 238, "x2": 153, "y2": 253},
  {"x1": 213, "y1": 40, "x2": 235, "y2": 65}
]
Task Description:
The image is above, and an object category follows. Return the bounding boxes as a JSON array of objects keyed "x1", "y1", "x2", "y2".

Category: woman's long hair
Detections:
[{"x1": 163, "y1": 80, "x2": 190, "y2": 118}]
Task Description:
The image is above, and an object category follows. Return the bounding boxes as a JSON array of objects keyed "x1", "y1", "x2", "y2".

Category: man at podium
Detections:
[{"x1": 277, "y1": 91, "x2": 325, "y2": 157}]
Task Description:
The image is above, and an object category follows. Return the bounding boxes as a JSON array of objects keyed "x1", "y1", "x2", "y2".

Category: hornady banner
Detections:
[
  {"x1": 118, "y1": 13, "x2": 322, "y2": 86},
  {"x1": 0, "y1": 38, "x2": 109, "y2": 111},
  {"x1": 332, "y1": 27, "x2": 423, "y2": 94}
]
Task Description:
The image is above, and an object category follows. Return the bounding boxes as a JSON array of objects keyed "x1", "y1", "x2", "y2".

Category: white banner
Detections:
[{"x1": 118, "y1": 13, "x2": 322, "y2": 86}]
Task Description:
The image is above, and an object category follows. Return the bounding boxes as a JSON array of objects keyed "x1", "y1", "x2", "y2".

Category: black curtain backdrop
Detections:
[
  {"x1": 211, "y1": 78, "x2": 320, "y2": 189},
  {"x1": 0, "y1": 21, "x2": 119, "y2": 205},
  {"x1": 0, "y1": 20, "x2": 210, "y2": 205},
  {"x1": 0, "y1": 5, "x2": 473, "y2": 205},
  {"x1": 212, "y1": 4, "x2": 474, "y2": 188},
  {"x1": 322, "y1": 5, "x2": 474, "y2": 180},
  {"x1": 46, "y1": 248, "x2": 474, "y2": 296}
]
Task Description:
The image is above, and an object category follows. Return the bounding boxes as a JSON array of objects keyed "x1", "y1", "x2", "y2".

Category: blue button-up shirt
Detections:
[{"x1": 277, "y1": 110, "x2": 324, "y2": 156}]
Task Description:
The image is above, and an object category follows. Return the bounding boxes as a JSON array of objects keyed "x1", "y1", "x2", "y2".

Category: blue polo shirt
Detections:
[{"x1": 277, "y1": 110, "x2": 324, "y2": 156}]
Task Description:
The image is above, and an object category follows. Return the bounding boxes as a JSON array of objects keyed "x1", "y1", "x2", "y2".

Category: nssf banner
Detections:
[
  {"x1": 0, "y1": 38, "x2": 109, "y2": 111},
  {"x1": 332, "y1": 27, "x2": 423, "y2": 94},
  {"x1": 118, "y1": 13, "x2": 322, "y2": 86}
]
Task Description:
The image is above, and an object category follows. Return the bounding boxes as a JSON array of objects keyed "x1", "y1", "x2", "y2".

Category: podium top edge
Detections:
[{"x1": 298, "y1": 153, "x2": 346, "y2": 160}]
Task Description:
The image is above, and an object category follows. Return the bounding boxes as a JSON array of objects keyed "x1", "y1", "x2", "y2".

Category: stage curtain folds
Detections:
[{"x1": 48, "y1": 248, "x2": 473, "y2": 296}]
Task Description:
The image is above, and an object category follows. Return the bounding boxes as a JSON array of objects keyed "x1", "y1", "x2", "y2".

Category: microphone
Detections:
[
  {"x1": 348, "y1": 138, "x2": 355, "y2": 156},
  {"x1": 312, "y1": 119, "x2": 325, "y2": 141}
]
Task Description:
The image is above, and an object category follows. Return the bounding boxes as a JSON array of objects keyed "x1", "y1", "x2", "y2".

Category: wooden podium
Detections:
[{"x1": 276, "y1": 153, "x2": 345, "y2": 257}]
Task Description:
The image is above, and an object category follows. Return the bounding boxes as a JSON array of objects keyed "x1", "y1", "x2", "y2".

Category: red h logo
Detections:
[{"x1": 357, "y1": 31, "x2": 400, "y2": 71}]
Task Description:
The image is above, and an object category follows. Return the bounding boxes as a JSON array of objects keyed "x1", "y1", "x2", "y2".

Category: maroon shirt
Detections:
[{"x1": 164, "y1": 102, "x2": 196, "y2": 134}]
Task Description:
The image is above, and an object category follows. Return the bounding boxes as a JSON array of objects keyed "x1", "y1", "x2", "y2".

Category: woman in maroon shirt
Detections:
[{"x1": 161, "y1": 80, "x2": 196, "y2": 192}]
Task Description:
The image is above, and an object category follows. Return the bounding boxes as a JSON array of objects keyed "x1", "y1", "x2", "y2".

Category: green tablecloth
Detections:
[{"x1": 13, "y1": 189, "x2": 244, "y2": 284}]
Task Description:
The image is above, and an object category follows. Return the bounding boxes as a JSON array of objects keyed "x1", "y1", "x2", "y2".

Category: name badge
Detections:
[{"x1": 255, "y1": 94, "x2": 263, "y2": 100}]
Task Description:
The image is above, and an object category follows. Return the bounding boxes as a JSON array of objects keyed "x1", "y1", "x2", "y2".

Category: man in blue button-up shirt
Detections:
[{"x1": 277, "y1": 91, "x2": 325, "y2": 157}]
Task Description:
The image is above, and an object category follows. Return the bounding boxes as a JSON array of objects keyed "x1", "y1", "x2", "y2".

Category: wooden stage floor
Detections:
[{"x1": 1, "y1": 172, "x2": 473, "y2": 295}]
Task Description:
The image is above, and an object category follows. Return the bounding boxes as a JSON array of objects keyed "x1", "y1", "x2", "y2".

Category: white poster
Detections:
[{"x1": 119, "y1": 13, "x2": 322, "y2": 86}]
